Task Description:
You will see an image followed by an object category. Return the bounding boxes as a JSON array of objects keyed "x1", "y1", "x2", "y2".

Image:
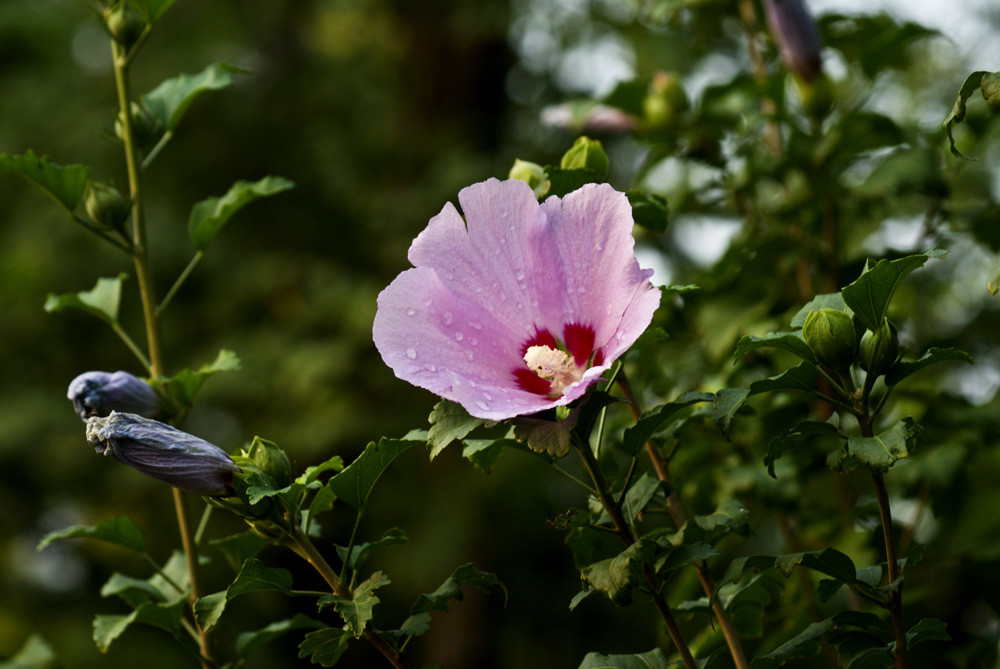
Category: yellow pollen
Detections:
[{"x1": 524, "y1": 345, "x2": 584, "y2": 395}]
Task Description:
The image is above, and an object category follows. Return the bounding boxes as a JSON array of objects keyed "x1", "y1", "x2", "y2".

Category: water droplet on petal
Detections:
[
  {"x1": 443, "y1": 312, "x2": 453, "y2": 325},
  {"x1": 515, "y1": 270, "x2": 525, "y2": 281},
  {"x1": 475, "y1": 400, "x2": 490, "y2": 412},
  {"x1": 406, "y1": 348, "x2": 417, "y2": 360},
  {"x1": 422, "y1": 298, "x2": 433, "y2": 307},
  {"x1": 595, "y1": 242, "x2": 603, "y2": 251},
  {"x1": 465, "y1": 350, "x2": 474, "y2": 361},
  {"x1": 454, "y1": 332, "x2": 464, "y2": 342},
  {"x1": 405, "y1": 308, "x2": 416, "y2": 316},
  {"x1": 469, "y1": 322, "x2": 483, "y2": 330},
  {"x1": 483, "y1": 392, "x2": 493, "y2": 401},
  {"x1": 469, "y1": 338, "x2": 478, "y2": 346}
]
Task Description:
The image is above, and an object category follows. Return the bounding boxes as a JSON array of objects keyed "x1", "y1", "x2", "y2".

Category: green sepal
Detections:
[
  {"x1": 0, "y1": 149, "x2": 88, "y2": 213},
  {"x1": 38, "y1": 515, "x2": 145, "y2": 553},
  {"x1": 44, "y1": 273, "x2": 128, "y2": 326},
  {"x1": 188, "y1": 176, "x2": 295, "y2": 250}
]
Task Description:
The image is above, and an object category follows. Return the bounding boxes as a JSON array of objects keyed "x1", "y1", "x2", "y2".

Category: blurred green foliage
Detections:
[{"x1": 4, "y1": 0, "x2": 1000, "y2": 668}]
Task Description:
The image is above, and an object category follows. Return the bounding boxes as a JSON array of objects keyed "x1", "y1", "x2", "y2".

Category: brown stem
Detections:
[
  {"x1": 617, "y1": 376, "x2": 751, "y2": 669},
  {"x1": 871, "y1": 471, "x2": 907, "y2": 669},
  {"x1": 573, "y1": 441, "x2": 697, "y2": 669},
  {"x1": 172, "y1": 489, "x2": 213, "y2": 666},
  {"x1": 290, "y1": 528, "x2": 409, "y2": 669},
  {"x1": 736, "y1": 0, "x2": 782, "y2": 155}
]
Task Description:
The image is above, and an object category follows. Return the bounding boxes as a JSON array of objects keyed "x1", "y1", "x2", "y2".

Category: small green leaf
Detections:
[
  {"x1": 298, "y1": 627, "x2": 351, "y2": 667},
  {"x1": 829, "y1": 418, "x2": 918, "y2": 471},
  {"x1": 100, "y1": 573, "x2": 166, "y2": 607},
  {"x1": 93, "y1": 613, "x2": 135, "y2": 653},
  {"x1": 733, "y1": 332, "x2": 816, "y2": 364},
  {"x1": 142, "y1": 62, "x2": 249, "y2": 132},
  {"x1": 765, "y1": 421, "x2": 843, "y2": 477},
  {"x1": 409, "y1": 563, "x2": 505, "y2": 618},
  {"x1": 722, "y1": 548, "x2": 857, "y2": 589},
  {"x1": 904, "y1": 618, "x2": 950, "y2": 648},
  {"x1": 0, "y1": 634, "x2": 56, "y2": 668},
  {"x1": 627, "y1": 191, "x2": 669, "y2": 233},
  {"x1": 578, "y1": 648, "x2": 670, "y2": 669},
  {"x1": 235, "y1": 614, "x2": 324, "y2": 659},
  {"x1": 209, "y1": 531, "x2": 267, "y2": 572},
  {"x1": 885, "y1": 347, "x2": 972, "y2": 386},
  {"x1": 656, "y1": 542, "x2": 718, "y2": 574},
  {"x1": 622, "y1": 473, "x2": 668, "y2": 525},
  {"x1": 326, "y1": 437, "x2": 420, "y2": 509},
  {"x1": 336, "y1": 528, "x2": 407, "y2": 571},
  {"x1": 942, "y1": 70, "x2": 990, "y2": 159},
  {"x1": 462, "y1": 437, "x2": 519, "y2": 472},
  {"x1": 38, "y1": 515, "x2": 145, "y2": 552},
  {"x1": 695, "y1": 498, "x2": 750, "y2": 538},
  {"x1": 427, "y1": 400, "x2": 485, "y2": 459},
  {"x1": 714, "y1": 362, "x2": 817, "y2": 438},
  {"x1": 544, "y1": 166, "x2": 604, "y2": 197},
  {"x1": 0, "y1": 150, "x2": 88, "y2": 213},
  {"x1": 188, "y1": 176, "x2": 294, "y2": 250},
  {"x1": 131, "y1": 0, "x2": 176, "y2": 22},
  {"x1": 160, "y1": 349, "x2": 241, "y2": 408},
  {"x1": 93, "y1": 600, "x2": 186, "y2": 653},
  {"x1": 841, "y1": 251, "x2": 946, "y2": 332},
  {"x1": 193, "y1": 592, "x2": 227, "y2": 631},
  {"x1": 44, "y1": 273, "x2": 128, "y2": 325},
  {"x1": 228, "y1": 559, "x2": 293, "y2": 598},
  {"x1": 318, "y1": 571, "x2": 391, "y2": 638},
  {"x1": 580, "y1": 542, "x2": 647, "y2": 606},
  {"x1": 622, "y1": 391, "x2": 714, "y2": 457},
  {"x1": 296, "y1": 455, "x2": 345, "y2": 486}
]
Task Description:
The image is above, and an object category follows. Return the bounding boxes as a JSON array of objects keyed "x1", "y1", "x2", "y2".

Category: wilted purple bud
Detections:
[
  {"x1": 764, "y1": 0, "x2": 823, "y2": 83},
  {"x1": 86, "y1": 412, "x2": 240, "y2": 496},
  {"x1": 68, "y1": 371, "x2": 161, "y2": 420},
  {"x1": 541, "y1": 104, "x2": 636, "y2": 134}
]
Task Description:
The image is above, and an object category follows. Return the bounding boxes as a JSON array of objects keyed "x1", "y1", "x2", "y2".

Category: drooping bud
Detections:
[
  {"x1": 508, "y1": 159, "x2": 550, "y2": 199},
  {"x1": 86, "y1": 412, "x2": 240, "y2": 496},
  {"x1": 981, "y1": 72, "x2": 1000, "y2": 114},
  {"x1": 802, "y1": 308, "x2": 857, "y2": 370},
  {"x1": 83, "y1": 182, "x2": 129, "y2": 231},
  {"x1": 643, "y1": 72, "x2": 689, "y2": 128},
  {"x1": 115, "y1": 101, "x2": 163, "y2": 150},
  {"x1": 68, "y1": 370, "x2": 160, "y2": 420},
  {"x1": 764, "y1": 0, "x2": 823, "y2": 83},
  {"x1": 245, "y1": 436, "x2": 293, "y2": 488},
  {"x1": 859, "y1": 319, "x2": 899, "y2": 377},
  {"x1": 102, "y1": 2, "x2": 146, "y2": 49},
  {"x1": 560, "y1": 136, "x2": 609, "y2": 178}
]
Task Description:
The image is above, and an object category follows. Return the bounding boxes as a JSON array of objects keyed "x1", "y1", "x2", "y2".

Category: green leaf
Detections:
[
  {"x1": 142, "y1": 62, "x2": 249, "y2": 132},
  {"x1": 828, "y1": 418, "x2": 918, "y2": 471},
  {"x1": 695, "y1": 498, "x2": 750, "y2": 538},
  {"x1": 904, "y1": 618, "x2": 950, "y2": 648},
  {"x1": 544, "y1": 166, "x2": 604, "y2": 197},
  {"x1": 160, "y1": 349, "x2": 241, "y2": 408},
  {"x1": 622, "y1": 473, "x2": 668, "y2": 525},
  {"x1": 193, "y1": 592, "x2": 227, "y2": 631},
  {"x1": 209, "y1": 531, "x2": 267, "y2": 572},
  {"x1": 714, "y1": 362, "x2": 817, "y2": 438},
  {"x1": 733, "y1": 332, "x2": 816, "y2": 364},
  {"x1": 841, "y1": 251, "x2": 946, "y2": 332},
  {"x1": 885, "y1": 347, "x2": 972, "y2": 386},
  {"x1": 627, "y1": 191, "x2": 670, "y2": 233},
  {"x1": 44, "y1": 273, "x2": 128, "y2": 325},
  {"x1": 131, "y1": 0, "x2": 176, "y2": 22},
  {"x1": 0, "y1": 634, "x2": 57, "y2": 668},
  {"x1": 227, "y1": 558, "x2": 293, "y2": 597},
  {"x1": 0, "y1": 150, "x2": 88, "y2": 213},
  {"x1": 752, "y1": 618, "x2": 834, "y2": 668},
  {"x1": 427, "y1": 400, "x2": 485, "y2": 459},
  {"x1": 298, "y1": 627, "x2": 351, "y2": 667},
  {"x1": 336, "y1": 528, "x2": 407, "y2": 571},
  {"x1": 622, "y1": 391, "x2": 714, "y2": 457},
  {"x1": 790, "y1": 293, "x2": 848, "y2": 328},
  {"x1": 297, "y1": 455, "x2": 346, "y2": 486},
  {"x1": 578, "y1": 648, "x2": 670, "y2": 669},
  {"x1": 93, "y1": 600, "x2": 186, "y2": 653},
  {"x1": 235, "y1": 614, "x2": 324, "y2": 659},
  {"x1": 580, "y1": 542, "x2": 647, "y2": 606},
  {"x1": 656, "y1": 542, "x2": 718, "y2": 575},
  {"x1": 942, "y1": 70, "x2": 990, "y2": 158},
  {"x1": 462, "y1": 437, "x2": 518, "y2": 472},
  {"x1": 764, "y1": 421, "x2": 843, "y2": 477},
  {"x1": 100, "y1": 573, "x2": 166, "y2": 607},
  {"x1": 405, "y1": 563, "x2": 505, "y2": 634},
  {"x1": 318, "y1": 571, "x2": 390, "y2": 638},
  {"x1": 722, "y1": 548, "x2": 857, "y2": 589},
  {"x1": 326, "y1": 437, "x2": 419, "y2": 509},
  {"x1": 38, "y1": 515, "x2": 145, "y2": 552},
  {"x1": 188, "y1": 176, "x2": 295, "y2": 250}
]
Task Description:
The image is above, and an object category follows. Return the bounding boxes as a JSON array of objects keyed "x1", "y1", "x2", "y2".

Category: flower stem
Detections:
[
  {"x1": 616, "y1": 375, "x2": 751, "y2": 669},
  {"x1": 571, "y1": 437, "x2": 697, "y2": 669},
  {"x1": 287, "y1": 527, "x2": 409, "y2": 669},
  {"x1": 872, "y1": 469, "x2": 907, "y2": 668},
  {"x1": 111, "y1": 39, "x2": 213, "y2": 668}
]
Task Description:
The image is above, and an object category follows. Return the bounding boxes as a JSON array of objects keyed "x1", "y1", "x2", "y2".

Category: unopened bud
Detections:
[
  {"x1": 560, "y1": 136, "x2": 609, "y2": 177},
  {"x1": 508, "y1": 160, "x2": 550, "y2": 199},
  {"x1": 764, "y1": 0, "x2": 823, "y2": 83},
  {"x1": 115, "y1": 102, "x2": 163, "y2": 150},
  {"x1": 84, "y1": 182, "x2": 129, "y2": 231},
  {"x1": 245, "y1": 436, "x2": 293, "y2": 488},
  {"x1": 68, "y1": 370, "x2": 160, "y2": 420},
  {"x1": 103, "y1": 2, "x2": 145, "y2": 49},
  {"x1": 859, "y1": 319, "x2": 899, "y2": 377},
  {"x1": 86, "y1": 412, "x2": 240, "y2": 496},
  {"x1": 643, "y1": 72, "x2": 689, "y2": 128},
  {"x1": 802, "y1": 308, "x2": 856, "y2": 370}
]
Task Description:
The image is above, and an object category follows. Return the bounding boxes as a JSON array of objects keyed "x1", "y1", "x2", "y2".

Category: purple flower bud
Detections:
[
  {"x1": 86, "y1": 412, "x2": 240, "y2": 496},
  {"x1": 764, "y1": 0, "x2": 823, "y2": 83},
  {"x1": 68, "y1": 370, "x2": 161, "y2": 420}
]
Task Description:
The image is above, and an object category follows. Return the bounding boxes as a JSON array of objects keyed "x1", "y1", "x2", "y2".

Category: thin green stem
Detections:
[
  {"x1": 71, "y1": 213, "x2": 133, "y2": 252},
  {"x1": 551, "y1": 463, "x2": 598, "y2": 496},
  {"x1": 338, "y1": 510, "x2": 364, "y2": 584},
  {"x1": 142, "y1": 553, "x2": 186, "y2": 597},
  {"x1": 157, "y1": 250, "x2": 203, "y2": 318},
  {"x1": 142, "y1": 129, "x2": 175, "y2": 170},
  {"x1": 110, "y1": 322, "x2": 152, "y2": 373},
  {"x1": 194, "y1": 505, "x2": 213, "y2": 545}
]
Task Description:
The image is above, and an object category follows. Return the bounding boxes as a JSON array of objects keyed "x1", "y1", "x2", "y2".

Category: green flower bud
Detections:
[
  {"x1": 246, "y1": 436, "x2": 293, "y2": 488},
  {"x1": 84, "y1": 181, "x2": 129, "y2": 230},
  {"x1": 802, "y1": 308, "x2": 857, "y2": 370},
  {"x1": 103, "y1": 2, "x2": 146, "y2": 49},
  {"x1": 508, "y1": 159, "x2": 550, "y2": 199},
  {"x1": 981, "y1": 72, "x2": 1000, "y2": 114},
  {"x1": 859, "y1": 319, "x2": 899, "y2": 377},
  {"x1": 115, "y1": 101, "x2": 163, "y2": 150},
  {"x1": 560, "y1": 136, "x2": 609, "y2": 178},
  {"x1": 642, "y1": 72, "x2": 689, "y2": 128}
]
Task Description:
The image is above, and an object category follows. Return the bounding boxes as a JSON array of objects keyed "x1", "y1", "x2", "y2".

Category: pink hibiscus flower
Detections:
[{"x1": 373, "y1": 178, "x2": 660, "y2": 420}]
